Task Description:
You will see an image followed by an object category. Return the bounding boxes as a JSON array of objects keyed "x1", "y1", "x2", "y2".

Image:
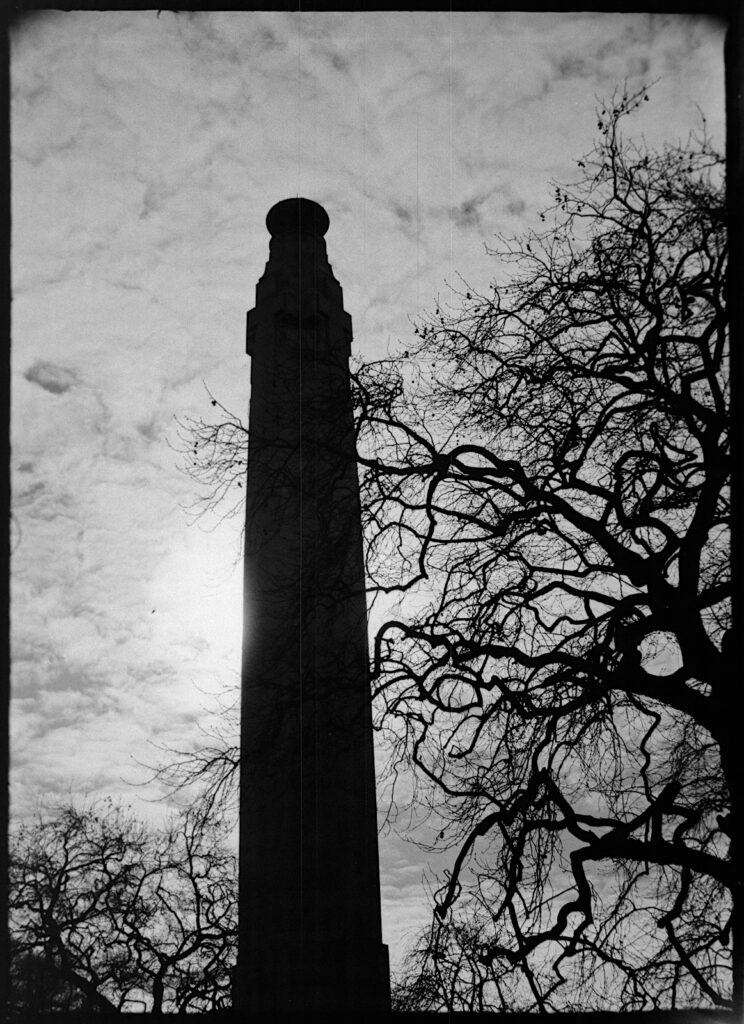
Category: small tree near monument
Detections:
[{"x1": 9, "y1": 800, "x2": 237, "y2": 1014}]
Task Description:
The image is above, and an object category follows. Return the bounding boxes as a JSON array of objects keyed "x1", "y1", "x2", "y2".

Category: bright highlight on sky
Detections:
[{"x1": 10, "y1": 10, "x2": 726, "y2": 974}]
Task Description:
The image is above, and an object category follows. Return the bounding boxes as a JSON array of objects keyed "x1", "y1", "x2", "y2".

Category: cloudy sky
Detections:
[{"x1": 10, "y1": 10, "x2": 726, "y2": 974}]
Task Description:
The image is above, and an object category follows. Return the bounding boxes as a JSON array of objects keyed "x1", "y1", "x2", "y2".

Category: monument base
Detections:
[{"x1": 236, "y1": 939, "x2": 390, "y2": 1015}]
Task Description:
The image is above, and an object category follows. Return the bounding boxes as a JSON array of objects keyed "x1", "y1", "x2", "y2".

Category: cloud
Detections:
[
  {"x1": 13, "y1": 479, "x2": 44, "y2": 507},
  {"x1": 505, "y1": 196, "x2": 526, "y2": 217},
  {"x1": 451, "y1": 189, "x2": 499, "y2": 232},
  {"x1": 136, "y1": 416, "x2": 160, "y2": 442},
  {"x1": 23, "y1": 359, "x2": 79, "y2": 394},
  {"x1": 392, "y1": 203, "x2": 413, "y2": 226}
]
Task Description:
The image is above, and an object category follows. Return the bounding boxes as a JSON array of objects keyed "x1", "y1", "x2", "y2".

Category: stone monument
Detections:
[{"x1": 235, "y1": 198, "x2": 390, "y2": 1014}]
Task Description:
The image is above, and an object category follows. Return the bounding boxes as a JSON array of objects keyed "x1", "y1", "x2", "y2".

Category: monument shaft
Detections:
[{"x1": 236, "y1": 199, "x2": 390, "y2": 1013}]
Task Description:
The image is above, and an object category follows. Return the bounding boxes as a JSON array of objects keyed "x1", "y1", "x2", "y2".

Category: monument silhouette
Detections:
[{"x1": 236, "y1": 198, "x2": 390, "y2": 1014}]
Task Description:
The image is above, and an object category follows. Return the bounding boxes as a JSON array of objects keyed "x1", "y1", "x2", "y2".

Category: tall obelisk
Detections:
[{"x1": 236, "y1": 198, "x2": 390, "y2": 1014}]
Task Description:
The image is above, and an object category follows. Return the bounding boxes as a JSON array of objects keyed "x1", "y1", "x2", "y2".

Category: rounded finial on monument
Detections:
[{"x1": 266, "y1": 198, "x2": 330, "y2": 238}]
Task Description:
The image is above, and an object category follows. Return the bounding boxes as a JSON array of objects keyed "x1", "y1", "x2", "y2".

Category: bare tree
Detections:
[
  {"x1": 391, "y1": 919, "x2": 502, "y2": 1013},
  {"x1": 9, "y1": 799, "x2": 237, "y2": 1015},
  {"x1": 354, "y1": 87, "x2": 731, "y2": 1011},
  {"x1": 171, "y1": 386, "x2": 248, "y2": 533},
  {"x1": 171, "y1": 86, "x2": 730, "y2": 1012},
  {"x1": 8, "y1": 939, "x2": 89, "y2": 1015},
  {"x1": 140, "y1": 678, "x2": 241, "y2": 828}
]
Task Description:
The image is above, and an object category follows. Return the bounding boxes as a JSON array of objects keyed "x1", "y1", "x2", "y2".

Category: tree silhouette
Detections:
[
  {"x1": 355, "y1": 87, "x2": 730, "y2": 1011},
  {"x1": 172, "y1": 86, "x2": 730, "y2": 1012},
  {"x1": 8, "y1": 939, "x2": 88, "y2": 1015},
  {"x1": 9, "y1": 800, "x2": 237, "y2": 1015}
]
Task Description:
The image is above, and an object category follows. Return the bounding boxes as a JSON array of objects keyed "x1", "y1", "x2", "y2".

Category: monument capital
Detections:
[{"x1": 266, "y1": 197, "x2": 330, "y2": 238}]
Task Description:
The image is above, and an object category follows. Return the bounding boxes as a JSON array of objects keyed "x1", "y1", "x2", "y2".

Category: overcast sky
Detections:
[{"x1": 10, "y1": 10, "x2": 726, "y2": 974}]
